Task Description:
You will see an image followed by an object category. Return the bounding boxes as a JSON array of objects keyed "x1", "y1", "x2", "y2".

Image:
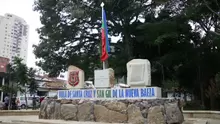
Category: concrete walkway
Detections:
[
  {"x1": 0, "y1": 116, "x2": 125, "y2": 124},
  {"x1": 184, "y1": 118, "x2": 220, "y2": 124},
  {"x1": 0, "y1": 116, "x2": 220, "y2": 124}
]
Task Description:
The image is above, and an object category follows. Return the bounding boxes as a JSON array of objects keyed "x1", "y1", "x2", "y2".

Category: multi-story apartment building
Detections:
[
  {"x1": 0, "y1": 13, "x2": 29, "y2": 63},
  {"x1": 0, "y1": 13, "x2": 29, "y2": 102}
]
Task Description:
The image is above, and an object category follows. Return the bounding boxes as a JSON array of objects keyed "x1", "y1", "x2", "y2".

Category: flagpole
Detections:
[{"x1": 101, "y1": 2, "x2": 107, "y2": 70}]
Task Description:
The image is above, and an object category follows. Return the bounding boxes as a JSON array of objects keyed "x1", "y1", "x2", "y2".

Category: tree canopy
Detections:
[{"x1": 33, "y1": 0, "x2": 220, "y2": 110}]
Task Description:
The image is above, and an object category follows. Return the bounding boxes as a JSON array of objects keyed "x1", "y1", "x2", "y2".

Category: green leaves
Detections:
[
  {"x1": 28, "y1": 68, "x2": 38, "y2": 95},
  {"x1": 33, "y1": 0, "x2": 153, "y2": 77},
  {"x1": 33, "y1": 0, "x2": 220, "y2": 88},
  {"x1": 32, "y1": 0, "x2": 220, "y2": 110},
  {"x1": 0, "y1": 85, "x2": 17, "y2": 94},
  {"x1": 2, "y1": 57, "x2": 38, "y2": 95}
]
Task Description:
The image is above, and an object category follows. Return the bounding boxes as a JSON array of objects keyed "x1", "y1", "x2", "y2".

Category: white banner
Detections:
[{"x1": 57, "y1": 87, "x2": 161, "y2": 100}]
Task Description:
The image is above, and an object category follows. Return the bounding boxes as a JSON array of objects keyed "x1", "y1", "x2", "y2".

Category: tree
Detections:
[
  {"x1": 28, "y1": 68, "x2": 38, "y2": 95},
  {"x1": 13, "y1": 57, "x2": 29, "y2": 109},
  {"x1": 1, "y1": 57, "x2": 39, "y2": 109},
  {"x1": 33, "y1": 0, "x2": 220, "y2": 110},
  {"x1": 1, "y1": 57, "x2": 28, "y2": 109},
  {"x1": 33, "y1": 0, "x2": 158, "y2": 78}
]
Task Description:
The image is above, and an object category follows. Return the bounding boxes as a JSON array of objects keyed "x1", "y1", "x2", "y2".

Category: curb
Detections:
[
  {"x1": 184, "y1": 118, "x2": 209, "y2": 124},
  {"x1": 0, "y1": 110, "x2": 39, "y2": 116},
  {"x1": 11, "y1": 120, "x2": 52, "y2": 124},
  {"x1": 8, "y1": 120, "x2": 129, "y2": 124}
]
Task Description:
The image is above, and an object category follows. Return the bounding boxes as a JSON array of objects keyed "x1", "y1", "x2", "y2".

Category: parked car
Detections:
[
  {"x1": 113, "y1": 83, "x2": 130, "y2": 88},
  {"x1": 18, "y1": 95, "x2": 40, "y2": 109},
  {"x1": 84, "y1": 81, "x2": 95, "y2": 89}
]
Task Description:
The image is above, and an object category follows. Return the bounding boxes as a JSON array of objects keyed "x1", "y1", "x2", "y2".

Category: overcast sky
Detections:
[{"x1": 0, "y1": 0, "x2": 41, "y2": 68}]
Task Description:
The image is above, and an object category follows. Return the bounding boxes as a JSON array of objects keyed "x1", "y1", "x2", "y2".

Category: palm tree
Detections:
[
  {"x1": 1, "y1": 57, "x2": 40, "y2": 109},
  {"x1": 0, "y1": 57, "x2": 29, "y2": 109},
  {"x1": 12, "y1": 57, "x2": 29, "y2": 109}
]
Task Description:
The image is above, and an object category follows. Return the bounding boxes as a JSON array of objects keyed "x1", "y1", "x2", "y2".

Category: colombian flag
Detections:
[{"x1": 101, "y1": 6, "x2": 110, "y2": 62}]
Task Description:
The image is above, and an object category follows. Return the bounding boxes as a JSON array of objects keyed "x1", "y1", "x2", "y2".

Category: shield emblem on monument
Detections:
[{"x1": 68, "y1": 71, "x2": 80, "y2": 87}]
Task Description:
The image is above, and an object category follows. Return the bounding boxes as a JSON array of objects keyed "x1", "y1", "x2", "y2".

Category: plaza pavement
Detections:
[{"x1": 0, "y1": 115, "x2": 220, "y2": 124}]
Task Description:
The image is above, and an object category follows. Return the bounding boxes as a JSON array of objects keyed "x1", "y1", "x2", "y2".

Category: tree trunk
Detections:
[
  {"x1": 183, "y1": 90, "x2": 187, "y2": 102},
  {"x1": 9, "y1": 80, "x2": 13, "y2": 110},
  {"x1": 124, "y1": 31, "x2": 132, "y2": 60},
  {"x1": 200, "y1": 83, "x2": 205, "y2": 109},
  {"x1": 24, "y1": 87, "x2": 28, "y2": 110},
  {"x1": 210, "y1": 96, "x2": 215, "y2": 110}
]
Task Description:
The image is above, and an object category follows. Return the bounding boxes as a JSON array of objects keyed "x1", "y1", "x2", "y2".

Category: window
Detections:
[{"x1": 20, "y1": 97, "x2": 25, "y2": 100}]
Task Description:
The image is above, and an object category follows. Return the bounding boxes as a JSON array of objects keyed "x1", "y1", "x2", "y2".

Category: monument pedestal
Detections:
[
  {"x1": 127, "y1": 59, "x2": 151, "y2": 87},
  {"x1": 39, "y1": 98, "x2": 184, "y2": 123},
  {"x1": 94, "y1": 68, "x2": 115, "y2": 88},
  {"x1": 126, "y1": 59, "x2": 162, "y2": 98},
  {"x1": 66, "y1": 65, "x2": 85, "y2": 89}
]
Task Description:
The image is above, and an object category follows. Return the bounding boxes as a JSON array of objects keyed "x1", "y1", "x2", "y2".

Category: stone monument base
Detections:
[{"x1": 39, "y1": 99, "x2": 184, "y2": 124}]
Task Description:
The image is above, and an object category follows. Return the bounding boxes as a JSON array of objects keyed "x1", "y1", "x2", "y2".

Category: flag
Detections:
[{"x1": 101, "y1": 6, "x2": 110, "y2": 61}]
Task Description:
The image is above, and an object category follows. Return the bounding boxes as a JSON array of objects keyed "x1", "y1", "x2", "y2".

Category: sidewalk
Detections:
[
  {"x1": 0, "y1": 115, "x2": 220, "y2": 124},
  {"x1": 0, "y1": 116, "x2": 126, "y2": 124},
  {"x1": 184, "y1": 118, "x2": 220, "y2": 124},
  {"x1": 0, "y1": 110, "x2": 39, "y2": 116}
]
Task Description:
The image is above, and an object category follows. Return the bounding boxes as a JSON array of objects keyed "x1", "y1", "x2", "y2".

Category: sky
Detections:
[{"x1": 0, "y1": 0, "x2": 41, "y2": 68}]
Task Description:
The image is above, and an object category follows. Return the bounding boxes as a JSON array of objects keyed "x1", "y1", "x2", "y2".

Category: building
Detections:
[
  {"x1": 0, "y1": 57, "x2": 10, "y2": 102},
  {"x1": 0, "y1": 13, "x2": 29, "y2": 63},
  {"x1": 0, "y1": 13, "x2": 29, "y2": 102},
  {"x1": 0, "y1": 57, "x2": 9, "y2": 73},
  {"x1": 35, "y1": 75, "x2": 66, "y2": 97},
  {"x1": 16, "y1": 74, "x2": 66, "y2": 99}
]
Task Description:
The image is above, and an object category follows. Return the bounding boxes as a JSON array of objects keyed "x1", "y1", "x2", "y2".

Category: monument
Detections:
[
  {"x1": 58, "y1": 59, "x2": 161, "y2": 99},
  {"x1": 127, "y1": 59, "x2": 151, "y2": 87},
  {"x1": 126, "y1": 59, "x2": 162, "y2": 98},
  {"x1": 66, "y1": 65, "x2": 85, "y2": 89},
  {"x1": 94, "y1": 68, "x2": 115, "y2": 88},
  {"x1": 39, "y1": 2, "x2": 183, "y2": 123}
]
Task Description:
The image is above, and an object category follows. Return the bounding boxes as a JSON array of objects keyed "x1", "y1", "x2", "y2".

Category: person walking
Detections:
[
  {"x1": 16, "y1": 97, "x2": 20, "y2": 110},
  {"x1": 4, "y1": 95, "x2": 9, "y2": 110},
  {"x1": 11, "y1": 94, "x2": 17, "y2": 110},
  {"x1": 32, "y1": 95, "x2": 36, "y2": 110},
  {"x1": 39, "y1": 96, "x2": 44, "y2": 104}
]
